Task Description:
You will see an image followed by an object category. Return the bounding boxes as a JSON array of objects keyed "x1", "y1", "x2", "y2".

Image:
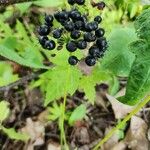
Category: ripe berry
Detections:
[
  {"x1": 84, "y1": 32, "x2": 96, "y2": 42},
  {"x1": 54, "y1": 12, "x2": 61, "y2": 21},
  {"x1": 75, "y1": 0, "x2": 85, "y2": 5},
  {"x1": 97, "y1": 2, "x2": 106, "y2": 10},
  {"x1": 38, "y1": 36, "x2": 48, "y2": 46},
  {"x1": 45, "y1": 14, "x2": 54, "y2": 25},
  {"x1": 59, "y1": 11, "x2": 69, "y2": 20},
  {"x1": 52, "y1": 29, "x2": 62, "y2": 39},
  {"x1": 95, "y1": 28, "x2": 105, "y2": 37},
  {"x1": 68, "y1": 56, "x2": 78, "y2": 65},
  {"x1": 64, "y1": 21, "x2": 74, "y2": 31},
  {"x1": 45, "y1": 40, "x2": 56, "y2": 50},
  {"x1": 94, "y1": 16, "x2": 102, "y2": 23},
  {"x1": 85, "y1": 56, "x2": 96, "y2": 66},
  {"x1": 75, "y1": 21, "x2": 84, "y2": 30},
  {"x1": 71, "y1": 30, "x2": 81, "y2": 39},
  {"x1": 85, "y1": 21, "x2": 98, "y2": 31},
  {"x1": 68, "y1": 0, "x2": 75, "y2": 5},
  {"x1": 89, "y1": 46, "x2": 100, "y2": 57},
  {"x1": 66, "y1": 41, "x2": 77, "y2": 52},
  {"x1": 96, "y1": 37, "x2": 107, "y2": 48},
  {"x1": 69, "y1": 10, "x2": 81, "y2": 20},
  {"x1": 38, "y1": 25, "x2": 50, "y2": 36},
  {"x1": 77, "y1": 40, "x2": 87, "y2": 49}
]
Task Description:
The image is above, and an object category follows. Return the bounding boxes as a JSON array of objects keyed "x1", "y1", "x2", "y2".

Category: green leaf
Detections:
[
  {"x1": 33, "y1": 0, "x2": 63, "y2": 7},
  {"x1": 48, "y1": 102, "x2": 63, "y2": 121},
  {"x1": 119, "y1": 40, "x2": 150, "y2": 105},
  {"x1": 69, "y1": 104, "x2": 86, "y2": 126},
  {"x1": 134, "y1": 8, "x2": 150, "y2": 41},
  {"x1": 79, "y1": 66, "x2": 114, "y2": 104},
  {"x1": 0, "y1": 45, "x2": 48, "y2": 69},
  {"x1": 15, "y1": 3, "x2": 32, "y2": 14},
  {"x1": 119, "y1": 9, "x2": 150, "y2": 105},
  {"x1": 45, "y1": 66, "x2": 82, "y2": 106},
  {"x1": 101, "y1": 27, "x2": 137, "y2": 77},
  {"x1": 0, "y1": 101, "x2": 10, "y2": 122},
  {"x1": 0, "y1": 62, "x2": 18, "y2": 86},
  {"x1": 2, "y1": 127, "x2": 29, "y2": 141}
]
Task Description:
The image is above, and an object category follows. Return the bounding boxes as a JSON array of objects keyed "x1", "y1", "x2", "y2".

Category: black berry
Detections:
[
  {"x1": 45, "y1": 14, "x2": 54, "y2": 25},
  {"x1": 95, "y1": 28, "x2": 105, "y2": 37},
  {"x1": 68, "y1": 0, "x2": 75, "y2": 5},
  {"x1": 59, "y1": 11, "x2": 69, "y2": 20},
  {"x1": 94, "y1": 16, "x2": 102, "y2": 23},
  {"x1": 68, "y1": 56, "x2": 78, "y2": 65},
  {"x1": 53, "y1": 29, "x2": 63, "y2": 39},
  {"x1": 96, "y1": 37, "x2": 107, "y2": 48},
  {"x1": 64, "y1": 21, "x2": 74, "y2": 31},
  {"x1": 71, "y1": 30, "x2": 81, "y2": 39},
  {"x1": 77, "y1": 40, "x2": 87, "y2": 49},
  {"x1": 38, "y1": 36, "x2": 48, "y2": 46},
  {"x1": 84, "y1": 32, "x2": 96, "y2": 42},
  {"x1": 66, "y1": 41, "x2": 77, "y2": 52},
  {"x1": 85, "y1": 56, "x2": 96, "y2": 66},
  {"x1": 69, "y1": 10, "x2": 81, "y2": 20},
  {"x1": 45, "y1": 40, "x2": 56, "y2": 50},
  {"x1": 89, "y1": 46, "x2": 100, "y2": 57},
  {"x1": 38, "y1": 25, "x2": 50, "y2": 36},
  {"x1": 75, "y1": 21, "x2": 84, "y2": 30},
  {"x1": 75, "y1": 0, "x2": 85, "y2": 5},
  {"x1": 85, "y1": 21, "x2": 98, "y2": 31}
]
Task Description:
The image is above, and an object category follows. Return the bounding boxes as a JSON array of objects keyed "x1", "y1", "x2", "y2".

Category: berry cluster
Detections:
[{"x1": 38, "y1": 0, "x2": 108, "y2": 66}]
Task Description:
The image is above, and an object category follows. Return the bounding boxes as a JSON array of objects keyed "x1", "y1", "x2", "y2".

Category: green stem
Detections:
[
  {"x1": 93, "y1": 95, "x2": 150, "y2": 150},
  {"x1": 60, "y1": 66, "x2": 71, "y2": 150}
]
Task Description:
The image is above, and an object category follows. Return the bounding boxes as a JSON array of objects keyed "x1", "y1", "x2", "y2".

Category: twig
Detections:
[
  {"x1": 0, "y1": 70, "x2": 44, "y2": 92},
  {"x1": 0, "y1": 0, "x2": 37, "y2": 6}
]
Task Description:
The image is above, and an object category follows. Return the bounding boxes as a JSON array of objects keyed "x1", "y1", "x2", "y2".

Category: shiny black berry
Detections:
[
  {"x1": 75, "y1": 21, "x2": 84, "y2": 30},
  {"x1": 84, "y1": 32, "x2": 96, "y2": 42},
  {"x1": 38, "y1": 36, "x2": 48, "y2": 46},
  {"x1": 71, "y1": 30, "x2": 81, "y2": 39},
  {"x1": 77, "y1": 40, "x2": 87, "y2": 49},
  {"x1": 68, "y1": 0, "x2": 75, "y2": 5},
  {"x1": 68, "y1": 56, "x2": 78, "y2": 65},
  {"x1": 85, "y1": 56, "x2": 96, "y2": 66},
  {"x1": 45, "y1": 40, "x2": 56, "y2": 50},
  {"x1": 96, "y1": 37, "x2": 107, "y2": 48},
  {"x1": 54, "y1": 12, "x2": 61, "y2": 21},
  {"x1": 94, "y1": 16, "x2": 102, "y2": 23},
  {"x1": 69, "y1": 10, "x2": 81, "y2": 20},
  {"x1": 95, "y1": 28, "x2": 105, "y2": 37},
  {"x1": 85, "y1": 21, "x2": 98, "y2": 31},
  {"x1": 89, "y1": 46, "x2": 100, "y2": 57},
  {"x1": 64, "y1": 21, "x2": 74, "y2": 31},
  {"x1": 38, "y1": 25, "x2": 50, "y2": 36},
  {"x1": 66, "y1": 41, "x2": 77, "y2": 52},
  {"x1": 45, "y1": 14, "x2": 54, "y2": 25},
  {"x1": 59, "y1": 11, "x2": 69, "y2": 20},
  {"x1": 75, "y1": 0, "x2": 85, "y2": 5},
  {"x1": 52, "y1": 29, "x2": 62, "y2": 39}
]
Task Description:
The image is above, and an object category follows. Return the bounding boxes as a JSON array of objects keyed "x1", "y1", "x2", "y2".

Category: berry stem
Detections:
[{"x1": 93, "y1": 95, "x2": 150, "y2": 150}]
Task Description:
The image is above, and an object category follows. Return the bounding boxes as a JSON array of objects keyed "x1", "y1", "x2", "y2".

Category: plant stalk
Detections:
[{"x1": 93, "y1": 95, "x2": 150, "y2": 150}]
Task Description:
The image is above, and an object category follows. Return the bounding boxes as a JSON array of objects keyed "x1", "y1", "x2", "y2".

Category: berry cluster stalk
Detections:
[
  {"x1": 93, "y1": 95, "x2": 150, "y2": 150},
  {"x1": 59, "y1": 66, "x2": 71, "y2": 150}
]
